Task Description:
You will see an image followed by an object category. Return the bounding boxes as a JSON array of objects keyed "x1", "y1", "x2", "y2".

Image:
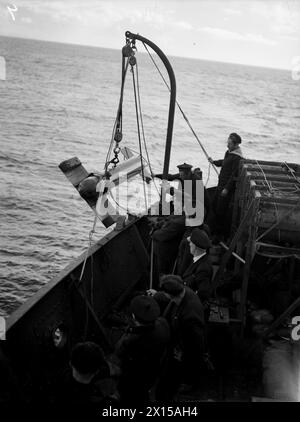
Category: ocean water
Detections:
[{"x1": 0, "y1": 36, "x2": 299, "y2": 317}]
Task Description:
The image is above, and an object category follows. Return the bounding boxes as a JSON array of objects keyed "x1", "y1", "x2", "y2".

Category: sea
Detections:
[{"x1": 0, "y1": 36, "x2": 299, "y2": 317}]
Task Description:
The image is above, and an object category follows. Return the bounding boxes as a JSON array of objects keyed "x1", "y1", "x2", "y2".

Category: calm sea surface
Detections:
[{"x1": 0, "y1": 36, "x2": 299, "y2": 317}]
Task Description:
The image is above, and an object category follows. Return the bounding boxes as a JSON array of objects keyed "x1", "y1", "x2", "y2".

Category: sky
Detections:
[{"x1": 0, "y1": 0, "x2": 300, "y2": 69}]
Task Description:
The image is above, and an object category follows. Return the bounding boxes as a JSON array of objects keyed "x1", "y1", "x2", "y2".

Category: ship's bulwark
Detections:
[{"x1": 3, "y1": 218, "x2": 150, "y2": 399}]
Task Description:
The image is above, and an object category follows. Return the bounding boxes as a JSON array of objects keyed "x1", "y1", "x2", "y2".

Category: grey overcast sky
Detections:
[{"x1": 0, "y1": 0, "x2": 300, "y2": 69}]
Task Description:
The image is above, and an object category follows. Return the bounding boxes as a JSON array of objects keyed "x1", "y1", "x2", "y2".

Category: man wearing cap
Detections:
[
  {"x1": 155, "y1": 163, "x2": 206, "y2": 212},
  {"x1": 208, "y1": 133, "x2": 243, "y2": 240},
  {"x1": 155, "y1": 162, "x2": 193, "y2": 182},
  {"x1": 115, "y1": 295, "x2": 170, "y2": 402},
  {"x1": 182, "y1": 229, "x2": 213, "y2": 313},
  {"x1": 155, "y1": 275, "x2": 207, "y2": 397},
  {"x1": 176, "y1": 221, "x2": 211, "y2": 276},
  {"x1": 57, "y1": 341, "x2": 119, "y2": 405}
]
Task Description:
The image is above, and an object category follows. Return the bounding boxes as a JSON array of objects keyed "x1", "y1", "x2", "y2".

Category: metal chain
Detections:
[{"x1": 107, "y1": 38, "x2": 138, "y2": 169}]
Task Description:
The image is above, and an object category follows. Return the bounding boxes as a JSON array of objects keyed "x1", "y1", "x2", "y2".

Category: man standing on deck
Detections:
[
  {"x1": 182, "y1": 228, "x2": 213, "y2": 321},
  {"x1": 208, "y1": 133, "x2": 243, "y2": 241},
  {"x1": 115, "y1": 295, "x2": 170, "y2": 403},
  {"x1": 155, "y1": 163, "x2": 196, "y2": 207},
  {"x1": 154, "y1": 275, "x2": 207, "y2": 398},
  {"x1": 151, "y1": 213, "x2": 186, "y2": 278},
  {"x1": 155, "y1": 163, "x2": 210, "y2": 218},
  {"x1": 155, "y1": 162, "x2": 194, "y2": 183}
]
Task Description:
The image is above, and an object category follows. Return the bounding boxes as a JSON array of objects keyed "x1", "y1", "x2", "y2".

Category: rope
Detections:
[
  {"x1": 131, "y1": 62, "x2": 148, "y2": 211},
  {"x1": 109, "y1": 189, "x2": 130, "y2": 214},
  {"x1": 255, "y1": 160, "x2": 280, "y2": 241},
  {"x1": 255, "y1": 161, "x2": 300, "y2": 195},
  {"x1": 79, "y1": 215, "x2": 98, "y2": 283},
  {"x1": 255, "y1": 160, "x2": 273, "y2": 192},
  {"x1": 121, "y1": 146, "x2": 161, "y2": 199},
  {"x1": 135, "y1": 61, "x2": 161, "y2": 197},
  {"x1": 254, "y1": 160, "x2": 300, "y2": 243},
  {"x1": 142, "y1": 42, "x2": 219, "y2": 176},
  {"x1": 104, "y1": 119, "x2": 118, "y2": 172},
  {"x1": 76, "y1": 214, "x2": 97, "y2": 340},
  {"x1": 205, "y1": 162, "x2": 211, "y2": 187},
  {"x1": 282, "y1": 161, "x2": 300, "y2": 184},
  {"x1": 150, "y1": 239, "x2": 154, "y2": 289},
  {"x1": 104, "y1": 57, "x2": 130, "y2": 171}
]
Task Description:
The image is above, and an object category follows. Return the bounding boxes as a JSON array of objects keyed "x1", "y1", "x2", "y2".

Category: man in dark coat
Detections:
[
  {"x1": 182, "y1": 229, "x2": 213, "y2": 321},
  {"x1": 57, "y1": 342, "x2": 119, "y2": 406},
  {"x1": 155, "y1": 163, "x2": 208, "y2": 211},
  {"x1": 115, "y1": 295, "x2": 170, "y2": 403},
  {"x1": 155, "y1": 162, "x2": 194, "y2": 183},
  {"x1": 182, "y1": 229, "x2": 213, "y2": 301},
  {"x1": 176, "y1": 222, "x2": 211, "y2": 276},
  {"x1": 155, "y1": 275, "x2": 207, "y2": 397},
  {"x1": 151, "y1": 214, "x2": 186, "y2": 276},
  {"x1": 209, "y1": 132, "x2": 243, "y2": 240}
]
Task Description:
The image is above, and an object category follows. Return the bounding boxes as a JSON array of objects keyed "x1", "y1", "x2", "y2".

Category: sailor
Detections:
[
  {"x1": 155, "y1": 275, "x2": 207, "y2": 397},
  {"x1": 182, "y1": 228, "x2": 213, "y2": 320},
  {"x1": 176, "y1": 220, "x2": 211, "y2": 276},
  {"x1": 155, "y1": 163, "x2": 204, "y2": 209},
  {"x1": 208, "y1": 133, "x2": 243, "y2": 240},
  {"x1": 57, "y1": 341, "x2": 119, "y2": 406},
  {"x1": 155, "y1": 162, "x2": 193, "y2": 182},
  {"x1": 115, "y1": 295, "x2": 170, "y2": 403},
  {"x1": 151, "y1": 213, "x2": 186, "y2": 278}
]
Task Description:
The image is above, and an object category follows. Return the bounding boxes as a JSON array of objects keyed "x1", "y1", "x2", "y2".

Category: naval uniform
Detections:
[
  {"x1": 152, "y1": 215, "x2": 186, "y2": 275},
  {"x1": 212, "y1": 147, "x2": 243, "y2": 238},
  {"x1": 115, "y1": 316, "x2": 170, "y2": 402},
  {"x1": 182, "y1": 253, "x2": 213, "y2": 302},
  {"x1": 157, "y1": 287, "x2": 206, "y2": 394}
]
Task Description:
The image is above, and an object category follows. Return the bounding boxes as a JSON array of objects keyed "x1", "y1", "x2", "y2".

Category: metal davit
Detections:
[{"x1": 125, "y1": 31, "x2": 176, "y2": 180}]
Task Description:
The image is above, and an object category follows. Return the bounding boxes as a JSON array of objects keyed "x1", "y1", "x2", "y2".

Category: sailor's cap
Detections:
[
  {"x1": 130, "y1": 295, "x2": 160, "y2": 323},
  {"x1": 160, "y1": 275, "x2": 184, "y2": 295},
  {"x1": 177, "y1": 162, "x2": 193, "y2": 170},
  {"x1": 188, "y1": 228, "x2": 211, "y2": 249}
]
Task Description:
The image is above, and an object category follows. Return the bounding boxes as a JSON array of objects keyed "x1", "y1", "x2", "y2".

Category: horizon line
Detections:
[{"x1": 0, "y1": 33, "x2": 291, "y2": 72}]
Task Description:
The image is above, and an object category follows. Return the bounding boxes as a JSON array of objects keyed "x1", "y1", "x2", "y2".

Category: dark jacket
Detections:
[
  {"x1": 152, "y1": 215, "x2": 185, "y2": 242},
  {"x1": 213, "y1": 148, "x2": 243, "y2": 193},
  {"x1": 182, "y1": 254, "x2": 213, "y2": 302},
  {"x1": 57, "y1": 362, "x2": 118, "y2": 406},
  {"x1": 165, "y1": 287, "x2": 205, "y2": 336},
  {"x1": 164, "y1": 287, "x2": 206, "y2": 382},
  {"x1": 152, "y1": 215, "x2": 186, "y2": 274},
  {"x1": 116, "y1": 317, "x2": 170, "y2": 367},
  {"x1": 155, "y1": 172, "x2": 207, "y2": 211},
  {"x1": 115, "y1": 317, "x2": 170, "y2": 401}
]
